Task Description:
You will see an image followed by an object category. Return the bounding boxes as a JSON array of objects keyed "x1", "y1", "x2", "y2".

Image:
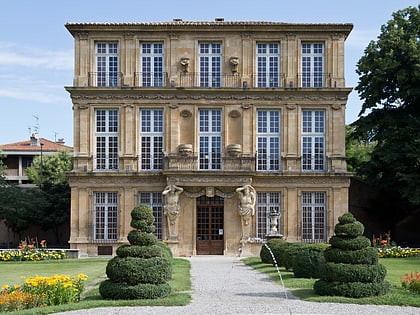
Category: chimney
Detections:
[
  {"x1": 56, "y1": 138, "x2": 65, "y2": 145},
  {"x1": 30, "y1": 134, "x2": 38, "y2": 146}
]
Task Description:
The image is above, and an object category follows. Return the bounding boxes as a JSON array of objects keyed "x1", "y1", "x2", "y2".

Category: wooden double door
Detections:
[{"x1": 196, "y1": 196, "x2": 224, "y2": 255}]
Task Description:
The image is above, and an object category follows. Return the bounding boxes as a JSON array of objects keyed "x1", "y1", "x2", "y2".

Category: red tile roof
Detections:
[{"x1": 1, "y1": 137, "x2": 72, "y2": 152}]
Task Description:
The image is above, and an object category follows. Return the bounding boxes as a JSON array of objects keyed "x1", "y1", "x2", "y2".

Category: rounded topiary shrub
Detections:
[
  {"x1": 127, "y1": 230, "x2": 158, "y2": 246},
  {"x1": 314, "y1": 212, "x2": 390, "y2": 298},
  {"x1": 293, "y1": 244, "x2": 329, "y2": 278},
  {"x1": 99, "y1": 280, "x2": 171, "y2": 300},
  {"x1": 105, "y1": 256, "x2": 172, "y2": 285},
  {"x1": 323, "y1": 247, "x2": 378, "y2": 265},
  {"x1": 99, "y1": 204, "x2": 173, "y2": 300},
  {"x1": 329, "y1": 235, "x2": 371, "y2": 250}
]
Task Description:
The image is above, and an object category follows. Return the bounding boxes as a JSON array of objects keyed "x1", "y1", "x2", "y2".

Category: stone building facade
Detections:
[{"x1": 65, "y1": 20, "x2": 353, "y2": 257}]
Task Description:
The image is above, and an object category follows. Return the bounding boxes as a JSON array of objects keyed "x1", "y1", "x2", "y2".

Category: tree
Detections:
[
  {"x1": 353, "y1": 5, "x2": 420, "y2": 205},
  {"x1": 345, "y1": 125, "x2": 376, "y2": 173},
  {"x1": 26, "y1": 150, "x2": 72, "y2": 186},
  {"x1": 0, "y1": 184, "x2": 48, "y2": 239},
  {"x1": 26, "y1": 150, "x2": 72, "y2": 244}
]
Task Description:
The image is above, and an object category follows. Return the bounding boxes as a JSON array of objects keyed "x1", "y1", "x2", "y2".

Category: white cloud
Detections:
[
  {"x1": 0, "y1": 87, "x2": 68, "y2": 105},
  {"x1": 0, "y1": 42, "x2": 73, "y2": 70}
]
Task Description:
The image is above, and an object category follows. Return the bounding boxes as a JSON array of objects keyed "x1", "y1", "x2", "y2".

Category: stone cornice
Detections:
[{"x1": 66, "y1": 88, "x2": 352, "y2": 102}]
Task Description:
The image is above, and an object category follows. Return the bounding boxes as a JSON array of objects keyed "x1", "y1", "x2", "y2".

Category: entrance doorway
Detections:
[{"x1": 196, "y1": 196, "x2": 224, "y2": 255}]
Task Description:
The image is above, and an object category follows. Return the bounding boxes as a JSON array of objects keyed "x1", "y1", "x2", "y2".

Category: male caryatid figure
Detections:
[
  {"x1": 162, "y1": 184, "x2": 184, "y2": 240},
  {"x1": 236, "y1": 185, "x2": 256, "y2": 241}
]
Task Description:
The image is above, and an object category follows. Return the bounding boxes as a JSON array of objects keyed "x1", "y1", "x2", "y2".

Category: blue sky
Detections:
[{"x1": 0, "y1": 0, "x2": 418, "y2": 146}]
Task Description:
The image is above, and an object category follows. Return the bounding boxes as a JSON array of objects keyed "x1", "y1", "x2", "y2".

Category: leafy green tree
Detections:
[
  {"x1": 345, "y1": 125, "x2": 376, "y2": 173},
  {"x1": 353, "y1": 5, "x2": 420, "y2": 206},
  {"x1": 27, "y1": 150, "x2": 72, "y2": 186},
  {"x1": 29, "y1": 183, "x2": 71, "y2": 244},
  {"x1": 25, "y1": 150, "x2": 72, "y2": 244},
  {"x1": 0, "y1": 184, "x2": 48, "y2": 239}
]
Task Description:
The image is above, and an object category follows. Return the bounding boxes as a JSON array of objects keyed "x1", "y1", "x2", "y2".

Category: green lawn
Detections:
[
  {"x1": 1, "y1": 258, "x2": 191, "y2": 315},
  {"x1": 243, "y1": 256, "x2": 420, "y2": 307},
  {"x1": 2, "y1": 256, "x2": 419, "y2": 314}
]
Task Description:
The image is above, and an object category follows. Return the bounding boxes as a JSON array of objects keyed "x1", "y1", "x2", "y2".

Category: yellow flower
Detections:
[{"x1": 1, "y1": 284, "x2": 9, "y2": 291}]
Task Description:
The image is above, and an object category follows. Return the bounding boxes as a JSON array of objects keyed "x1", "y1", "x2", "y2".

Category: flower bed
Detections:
[
  {"x1": 0, "y1": 274, "x2": 87, "y2": 312},
  {"x1": 0, "y1": 248, "x2": 66, "y2": 261},
  {"x1": 377, "y1": 246, "x2": 420, "y2": 258}
]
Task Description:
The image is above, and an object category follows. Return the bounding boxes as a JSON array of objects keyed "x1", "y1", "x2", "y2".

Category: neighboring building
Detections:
[
  {"x1": 0, "y1": 135, "x2": 72, "y2": 187},
  {"x1": 65, "y1": 19, "x2": 353, "y2": 257}
]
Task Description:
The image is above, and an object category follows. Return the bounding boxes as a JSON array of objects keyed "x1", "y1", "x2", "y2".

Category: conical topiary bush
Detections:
[
  {"x1": 99, "y1": 204, "x2": 173, "y2": 299},
  {"x1": 313, "y1": 212, "x2": 390, "y2": 298}
]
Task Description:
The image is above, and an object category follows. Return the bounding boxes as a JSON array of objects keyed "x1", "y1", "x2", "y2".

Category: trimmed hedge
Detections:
[
  {"x1": 131, "y1": 219, "x2": 156, "y2": 233},
  {"x1": 323, "y1": 247, "x2": 378, "y2": 265},
  {"x1": 106, "y1": 256, "x2": 172, "y2": 285},
  {"x1": 329, "y1": 235, "x2": 371, "y2": 250},
  {"x1": 313, "y1": 279, "x2": 391, "y2": 298},
  {"x1": 127, "y1": 230, "x2": 158, "y2": 246},
  {"x1": 293, "y1": 244, "x2": 328, "y2": 278},
  {"x1": 116, "y1": 244, "x2": 163, "y2": 258},
  {"x1": 334, "y1": 221, "x2": 364, "y2": 237},
  {"x1": 260, "y1": 238, "x2": 288, "y2": 265},
  {"x1": 322, "y1": 262, "x2": 387, "y2": 283},
  {"x1": 314, "y1": 213, "x2": 390, "y2": 298},
  {"x1": 99, "y1": 280, "x2": 171, "y2": 299},
  {"x1": 338, "y1": 212, "x2": 356, "y2": 224},
  {"x1": 100, "y1": 204, "x2": 173, "y2": 300},
  {"x1": 131, "y1": 205, "x2": 155, "y2": 224}
]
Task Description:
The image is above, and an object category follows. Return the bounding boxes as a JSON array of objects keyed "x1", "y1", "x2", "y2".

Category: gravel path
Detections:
[{"x1": 55, "y1": 256, "x2": 419, "y2": 315}]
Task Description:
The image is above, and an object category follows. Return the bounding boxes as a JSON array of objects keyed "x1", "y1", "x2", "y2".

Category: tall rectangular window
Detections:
[
  {"x1": 141, "y1": 42, "x2": 164, "y2": 87},
  {"x1": 199, "y1": 43, "x2": 222, "y2": 87},
  {"x1": 256, "y1": 43, "x2": 280, "y2": 87},
  {"x1": 199, "y1": 109, "x2": 222, "y2": 170},
  {"x1": 256, "y1": 192, "x2": 281, "y2": 239},
  {"x1": 96, "y1": 42, "x2": 119, "y2": 87},
  {"x1": 302, "y1": 110, "x2": 325, "y2": 171},
  {"x1": 95, "y1": 109, "x2": 119, "y2": 171},
  {"x1": 94, "y1": 192, "x2": 118, "y2": 241},
  {"x1": 140, "y1": 109, "x2": 164, "y2": 170},
  {"x1": 257, "y1": 110, "x2": 280, "y2": 171},
  {"x1": 302, "y1": 192, "x2": 326, "y2": 242},
  {"x1": 301, "y1": 43, "x2": 324, "y2": 88},
  {"x1": 138, "y1": 192, "x2": 163, "y2": 240}
]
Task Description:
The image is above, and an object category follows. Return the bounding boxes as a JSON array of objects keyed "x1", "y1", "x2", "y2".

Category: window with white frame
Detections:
[
  {"x1": 256, "y1": 192, "x2": 281, "y2": 239},
  {"x1": 301, "y1": 192, "x2": 327, "y2": 242},
  {"x1": 301, "y1": 43, "x2": 324, "y2": 88},
  {"x1": 138, "y1": 192, "x2": 164, "y2": 240},
  {"x1": 140, "y1": 42, "x2": 164, "y2": 87},
  {"x1": 257, "y1": 110, "x2": 280, "y2": 171},
  {"x1": 199, "y1": 109, "x2": 222, "y2": 170},
  {"x1": 95, "y1": 109, "x2": 119, "y2": 171},
  {"x1": 302, "y1": 110, "x2": 325, "y2": 171},
  {"x1": 199, "y1": 43, "x2": 222, "y2": 87},
  {"x1": 94, "y1": 192, "x2": 118, "y2": 241},
  {"x1": 96, "y1": 42, "x2": 119, "y2": 87},
  {"x1": 140, "y1": 109, "x2": 163, "y2": 170},
  {"x1": 256, "y1": 43, "x2": 280, "y2": 87}
]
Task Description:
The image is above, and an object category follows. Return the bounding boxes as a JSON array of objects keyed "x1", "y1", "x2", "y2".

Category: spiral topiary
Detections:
[
  {"x1": 313, "y1": 212, "x2": 390, "y2": 298},
  {"x1": 99, "y1": 204, "x2": 173, "y2": 299}
]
